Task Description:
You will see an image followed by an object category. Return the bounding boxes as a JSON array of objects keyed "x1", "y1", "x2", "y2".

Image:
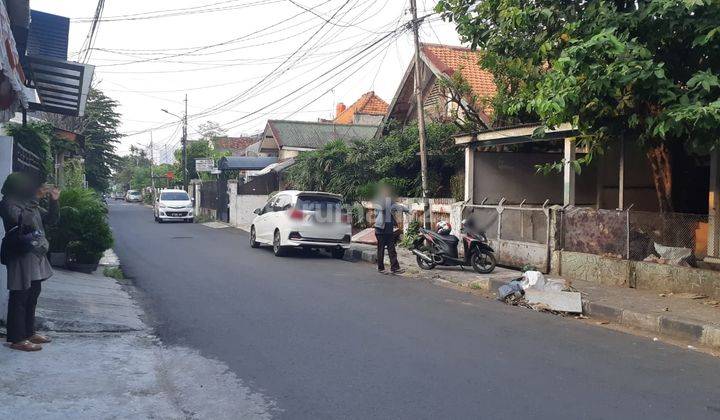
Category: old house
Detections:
[
  {"x1": 259, "y1": 119, "x2": 380, "y2": 161},
  {"x1": 386, "y1": 43, "x2": 496, "y2": 128},
  {"x1": 211, "y1": 135, "x2": 261, "y2": 156},
  {"x1": 332, "y1": 91, "x2": 388, "y2": 126}
]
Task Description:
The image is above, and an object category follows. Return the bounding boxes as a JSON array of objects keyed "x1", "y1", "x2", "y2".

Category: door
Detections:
[
  {"x1": 216, "y1": 176, "x2": 229, "y2": 222},
  {"x1": 255, "y1": 196, "x2": 278, "y2": 243}
]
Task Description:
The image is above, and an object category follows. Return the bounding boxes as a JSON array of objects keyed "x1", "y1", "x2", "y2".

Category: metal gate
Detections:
[
  {"x1": 465, "y1": 198, "x2": 551, "y2": 272},
  {"x1": 216, "y1": 176, "x2": 229, "y2": 223},
  {"x1": 199, "y1": 178, "x2": 230, "y2": 222}
]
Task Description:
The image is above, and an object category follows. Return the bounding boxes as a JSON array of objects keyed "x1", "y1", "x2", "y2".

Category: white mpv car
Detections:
[
  {"x1": 250, "y1": 191, "x2": 351, "y2": 258},
  {"x1": 154, "y1": 189, "x2": 194, "y2": 223}
]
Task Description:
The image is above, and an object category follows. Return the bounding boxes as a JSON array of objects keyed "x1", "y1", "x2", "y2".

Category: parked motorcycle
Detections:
[{"x1": 411, "y1": 219, "x2": 496, "y2": 274}]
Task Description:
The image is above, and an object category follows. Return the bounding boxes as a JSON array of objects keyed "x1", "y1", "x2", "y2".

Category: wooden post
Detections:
[{"x1": 563, "y1": 138, "x2": 576, "y2": 206}]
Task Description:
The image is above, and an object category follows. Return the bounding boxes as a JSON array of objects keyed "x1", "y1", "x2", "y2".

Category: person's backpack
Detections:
[{"x1": 1, "y1": 213, "x2": 35, "y2": 265}]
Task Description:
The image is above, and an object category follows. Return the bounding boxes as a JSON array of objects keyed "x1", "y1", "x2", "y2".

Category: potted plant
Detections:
[{"x1": 48, "y1": 188, "x2": 113, "y2": 273}]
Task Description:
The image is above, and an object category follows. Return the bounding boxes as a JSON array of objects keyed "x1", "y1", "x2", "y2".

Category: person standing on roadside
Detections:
[
  {"x1": 0, "y1": 173, "x2": 59, "y2": 352},
  {"x1": 374, "y1": 184, "x2": 409, "y2": 274}
]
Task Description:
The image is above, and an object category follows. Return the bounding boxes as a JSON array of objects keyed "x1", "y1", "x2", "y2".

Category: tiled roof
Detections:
[
  {"x1": 420, "y1": 43, "x2": 497, "y2": 101},
  {"x1": 334, "y1": 91, "x2": 389, "y2": 124},
  {"x1": 211, "y1": 136, "x2": 259, "y2": 153},
  {"x1": 267, "y1": 120, "x2": 379, "y2": 149}
]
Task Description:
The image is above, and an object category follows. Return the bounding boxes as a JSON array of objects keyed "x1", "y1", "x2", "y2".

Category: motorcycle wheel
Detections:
[
  {"x1": 416, "y1": 254, "x2": 436, "y2": 270},
  {"x1": 471, "y1": 250, "x2": 496, "y2": 274}
]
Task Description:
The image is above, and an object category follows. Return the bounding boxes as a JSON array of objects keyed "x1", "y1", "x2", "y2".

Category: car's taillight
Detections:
[
  {"x1": 288, "y1": 208, "x2": 304, "y2": 220},
  {"x1": 341, "y1": 213, "x2": 351, "y2": 224}
]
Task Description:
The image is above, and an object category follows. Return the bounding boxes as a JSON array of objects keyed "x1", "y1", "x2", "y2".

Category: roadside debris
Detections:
[
  {"x1": 643, "y1": 243, "x2": 693, "y2": 266},
  {"x1": 497, "y1": 271, "x2": 583, "y2": 314}
]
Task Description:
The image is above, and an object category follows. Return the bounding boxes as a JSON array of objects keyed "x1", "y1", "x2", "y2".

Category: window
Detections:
[
  {"x1": 160, "y1": 192, "x2": 189, "y2": 201},
  {"x1": 274, "y1": 195, "x2": 291, "y2": 211},
  {"x1": 297, "y1": 196, "x2": 342, "y2": 211}
]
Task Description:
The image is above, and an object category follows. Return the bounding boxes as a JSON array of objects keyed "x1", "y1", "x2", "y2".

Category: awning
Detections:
[
  {"x1": 218, "y1": 156, "x2": 278, "y2": 171},
  {"x1": 253, "y1": 158, "x2": 295, "y2": 176},
  {"x1": 26, "y1": 55, "x2": 94, "y2": 117},
  {"x1": 454, "y1": 123, "x2": 578, "y2": 147}
]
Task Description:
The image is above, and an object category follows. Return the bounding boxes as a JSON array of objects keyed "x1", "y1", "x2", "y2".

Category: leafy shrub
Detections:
[
  {"x1": 399, "y1": 219, "x2": 422, "y2": 249},
  {"x1": 48, "y1": 188, "x2": 113, "y2": 264}
]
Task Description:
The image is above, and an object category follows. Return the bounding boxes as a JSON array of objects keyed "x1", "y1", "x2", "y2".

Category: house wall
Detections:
[
  {"x1": 279, "y1": 149, "x2": 299, "y2": 160},
  {"x1": 352, "y1": 114, "x2": 382, "y2": 125},
  {"x1": 597, "y1": 141, "x2": 658, "y2": 211},
  {"x1": 472, "y1": 151, "x2": 598, "y2": 205},
  {"x1": 470, "y1": 146, "x2": 660, "y2": 210}
]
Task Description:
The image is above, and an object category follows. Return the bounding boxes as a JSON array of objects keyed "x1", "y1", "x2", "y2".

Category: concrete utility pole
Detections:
[
  {"x1": 149, "y1": 131, "x2": 155, "y2": 191},
  {"x1": 182, "y1": 94, "x2": 188, "y2": 192},
  {"x1": 410, "y1": 0, "x2": 431, "y2": 228}
]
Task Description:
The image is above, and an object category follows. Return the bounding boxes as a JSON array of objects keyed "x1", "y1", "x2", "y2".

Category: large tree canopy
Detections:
[
  {"x1": 437, "y1": 0, "x2": 720, "y2": 210},
  {"x1": 43, "y1": 88, "x2": 122, "y2": 191}
]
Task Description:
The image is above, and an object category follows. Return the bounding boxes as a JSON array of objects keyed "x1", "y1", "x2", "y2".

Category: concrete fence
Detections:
[{"x1": 227, "y1": 180, "x2": 269, "y2": 230}]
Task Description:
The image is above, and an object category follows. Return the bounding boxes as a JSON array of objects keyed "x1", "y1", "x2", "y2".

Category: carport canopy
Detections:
[{"x1": 217, "y1": 156, "x2": 278, "y2": 171}]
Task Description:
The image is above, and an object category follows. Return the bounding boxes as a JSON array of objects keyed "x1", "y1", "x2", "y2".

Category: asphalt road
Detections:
[{"x1": 109, "y1": 202, "x2": 720, "y2": 419}]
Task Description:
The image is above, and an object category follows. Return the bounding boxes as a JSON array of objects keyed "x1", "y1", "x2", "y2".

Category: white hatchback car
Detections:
[
  {"x1": 154, "y1": 189, "x2": 194, "y2": 223},
  {"x1": 249, "y1": 191, "x2": 351, "y2": 258}
]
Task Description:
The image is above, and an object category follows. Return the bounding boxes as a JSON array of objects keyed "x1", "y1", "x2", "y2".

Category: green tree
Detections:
[
  {"x1": 285, "y1": 122, "x2": 461, "y2": 202},
  {"x1": 173, "y1": 140, "x2": 213, "y2": 181},
  {"x1": 437, "y1": 0, "x2": 720, "y2": 211},
  {"x1": 43, "y1": 88, "x2": 122, "y2": 192}
]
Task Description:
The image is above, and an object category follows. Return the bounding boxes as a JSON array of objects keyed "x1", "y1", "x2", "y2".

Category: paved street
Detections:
[{"x1": 109, "y1": 202, "x2": 720, "y2": 419}]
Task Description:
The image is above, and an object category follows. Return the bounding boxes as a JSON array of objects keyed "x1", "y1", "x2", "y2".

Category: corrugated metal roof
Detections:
[
  {"x1": 218, "y1": 156, "x2": 278, "y2": 171},
  {"x1": 267, "y1": 120, "x2": 379, "y2": 149}
]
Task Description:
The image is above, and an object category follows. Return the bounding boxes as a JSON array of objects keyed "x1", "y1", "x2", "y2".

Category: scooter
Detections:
[{"x1": 411, "y1": 219, "x2": 496, "y2": 274}]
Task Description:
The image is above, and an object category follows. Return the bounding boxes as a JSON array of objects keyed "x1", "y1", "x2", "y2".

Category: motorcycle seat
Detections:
[{"x1": 439, "y1": 234, "x2": 459, "y2": 246}]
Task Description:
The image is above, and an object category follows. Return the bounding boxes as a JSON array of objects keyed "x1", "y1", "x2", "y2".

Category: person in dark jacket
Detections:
[
  {"x1": 0, "y1": 173, "x2": 59, "y2": 352},
  {"x1": 374, "y1": 184, "x2": 409, "y2": 274}
]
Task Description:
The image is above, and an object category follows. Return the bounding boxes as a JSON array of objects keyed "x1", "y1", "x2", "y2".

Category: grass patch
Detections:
[
  {"x1": 469, "y1": 281, "x2": 484, "y2": 290},
  {"x1": 103, "y1": 266, "x2": 124, "y2": 280}
]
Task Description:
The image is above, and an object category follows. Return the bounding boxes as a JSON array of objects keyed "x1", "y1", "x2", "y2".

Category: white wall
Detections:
[
  {"x1": 227, "y1": 180, "x2": 269, "y2": 230},
  {"x1": 0, "y1": 135, "x2": 13, "y2": 322}
]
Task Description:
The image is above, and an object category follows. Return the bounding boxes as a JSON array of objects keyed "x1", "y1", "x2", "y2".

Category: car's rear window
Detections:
[
  {"x1": 297, "y1": 196, "x2": 342, "y2": 211},
  {"x1": 160, "y1": 192, "x2": 189, "y2": 201}
]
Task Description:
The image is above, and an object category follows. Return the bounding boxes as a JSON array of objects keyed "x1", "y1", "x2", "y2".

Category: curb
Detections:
[{"x1": 348, "y1": 246, "x2": 720, "y2": 350}]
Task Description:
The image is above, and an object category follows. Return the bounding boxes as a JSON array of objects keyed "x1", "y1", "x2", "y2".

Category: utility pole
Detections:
[
  {"x1": 410, "y1": 0, "x2": 431, "y2": 228},
  {"x1": 182, "y1": 94, "x2": 188, "y2": 192},
  {"x1": 149, "y1": 131, "x2": 155, "y2": 191}
]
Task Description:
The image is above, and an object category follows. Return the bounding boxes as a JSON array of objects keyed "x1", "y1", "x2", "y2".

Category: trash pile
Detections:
[
  {"x1": 498, "y1": 270, "x2": 583, "y2": 314},
  {"x1": 643, "y1": 242, "x2": 694, "y2": 266}
]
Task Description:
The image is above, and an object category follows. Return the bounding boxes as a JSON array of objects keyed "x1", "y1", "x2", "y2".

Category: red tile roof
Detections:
[
  {"x1": 212, "y1": 136, "x2": 258, "y2": 153},
  {"x1": 420, "y1": 43, "x2": 497, "y2": 103},
  {"x1": 334, "y1": 91, "x2": 389, "y2": 124}
]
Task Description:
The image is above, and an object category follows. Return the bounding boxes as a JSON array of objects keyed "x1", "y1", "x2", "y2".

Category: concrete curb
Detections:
[{"x1": 348, "y1": 246, "x2": 720, "y2": 350}]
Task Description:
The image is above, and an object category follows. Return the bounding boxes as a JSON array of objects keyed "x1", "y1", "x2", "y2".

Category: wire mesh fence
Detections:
[
  {"x1": 628, "y1": 211, "x2": 708, "y2": 262},
  {"x1": 561, "y1": 207, "x2": 710, "y2": 264}
]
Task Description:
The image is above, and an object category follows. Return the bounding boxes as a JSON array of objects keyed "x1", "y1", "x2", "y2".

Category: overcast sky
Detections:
[{"x1": 31, "y1": 0, "x2": 462, "y2": 162}]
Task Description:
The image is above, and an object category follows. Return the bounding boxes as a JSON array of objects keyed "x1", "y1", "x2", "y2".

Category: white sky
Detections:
[{"x1": 30, "y1": 0, "x2": 462, "y2": 162}]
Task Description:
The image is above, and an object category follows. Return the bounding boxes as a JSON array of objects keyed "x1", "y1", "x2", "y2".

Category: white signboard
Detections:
[{"x1": 195, "y1": 158, "x2": 214, "y2": 172}]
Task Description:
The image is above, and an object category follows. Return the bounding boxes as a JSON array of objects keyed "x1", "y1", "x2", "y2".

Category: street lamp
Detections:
[{"x1": 161, "y1": 97, "x2": 188, "y2": 191}]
